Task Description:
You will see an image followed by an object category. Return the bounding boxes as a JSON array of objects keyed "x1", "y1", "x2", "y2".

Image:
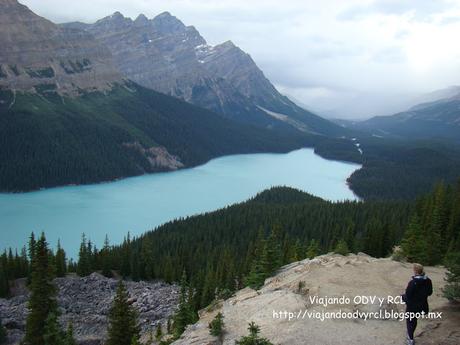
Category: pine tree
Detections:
[
  {"x1": 155, "y1": 324, "x2": 163, "y2": 341},
  {"x1": 63, "y1": 323, "x2": 76, "y2": 345},
  {"x1": 101, "y1": 235, "x2": 113, "y2": 278},
  {"x1": 208, "y1": 312, "x2": 224, "y2": 337},
  {"x1": 107, "y1": 281, "x2": 140, "y2": 345},
  {"x1": 0, "y1": 316, "x2": 6, "y2": 345},
  {"x1": 306, "y1": 239, "x2": 320, "y2": 259},
  {"x1": 443, "y1": 251, "x2": 460, "y2": 300},
  {"x1": 130, "y1": 336, "x2": 141, "y2": 345},
  {"x1": 200, "y1": 266, "x2": 216, "y2": 307},
  {"x1": 172, "y1": 271, "x2": 197, "y2": 338},
  {"x1": 140, "y1": 238, "x2": 154, "y2": 280},
  {"x1": 244, "y1": 230, "x2": 268, "y2": 290},
  {"x1": 43, "y1": 312, "x2": 64, "y2": 345},
  {"x1": 262, "y1": 225, "x2": 283, "y2": 275},
  {"x1": 0, "y1": 262, "x2": 9, "y2": 298},
  {"x1": 166, "y1": 317, "x2": 172, "y2": 334},
  {"x1": 401, "y1": 214, "x2": 428, "y2": 263},
  {"x1": 55, "y1": 240, "x2": 67, "y2": 278},
  {"x1": 288, "y1": 239, "x2": 303, "y2": 262},
  {"x1": 235, "y1": 322, "x2": 273, "y2": 345},
  {"x1": 28, "y1": 232, "x2": 36, "y2": 264},
  {"x1": 24, "y1": 233, "x2": 57, "y2": 345},
  {"x1": 77, "y1": 234, "x2": 91, "y2": 277},
  {"x1": 334, "y1": 239, "x2": 350, "y2": 255}
]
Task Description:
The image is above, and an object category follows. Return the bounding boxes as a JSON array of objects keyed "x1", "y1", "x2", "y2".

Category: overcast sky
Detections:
[{"x1": 21, "y1": 0, "x2": 460, "y2": 119}]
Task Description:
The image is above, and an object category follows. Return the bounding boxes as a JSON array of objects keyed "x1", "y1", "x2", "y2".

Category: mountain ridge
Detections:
[{"x1": 61, "y1": 11, "x2": 347, "y2": 136}]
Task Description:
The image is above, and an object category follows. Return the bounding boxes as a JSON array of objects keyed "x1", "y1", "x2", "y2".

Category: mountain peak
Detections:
[
  {"x1": 157, "y1": 11, "x2": 172, "y2": 17},
  {"x1": 112, "y1": 11, "x2": 124, "y2": 18},
  {"x1": 134, "y1": 13, "x2": 149, "y2": 25},
  {"x1": 152, "y1": 11, "x2": 185, "y2": 33}
]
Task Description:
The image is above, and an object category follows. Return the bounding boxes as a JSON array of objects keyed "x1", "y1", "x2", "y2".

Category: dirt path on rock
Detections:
[{"x1": 173, "y1": 254, "x2": 459, "y2": 345}]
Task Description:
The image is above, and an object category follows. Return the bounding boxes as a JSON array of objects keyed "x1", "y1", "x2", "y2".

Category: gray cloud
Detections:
[{"x1": 338, "y1": 0, "x2": 449, "y2": 21}]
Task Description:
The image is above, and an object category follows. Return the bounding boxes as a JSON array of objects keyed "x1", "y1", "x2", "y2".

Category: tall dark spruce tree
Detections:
[
  {"x1": 0, "y1": 316, "x2": 6, "y2": 345},
  {"x1": 77, "y1": 234, "x2": 92, "y2": 277},
  {"x1": 55, "y1": 239, "x2": 67, "y2": 278},
  {"x1": 101, "y1": 235, "x2": 113, "y2": 278},
  {"x1": 172, "y1": 271, "x2": 197, "y2": 338},
  {"x1": 0, "y1": 261, "x2": 9, "y2": 298},
  {"x1": 24, "y1": 233, "x2": 57, "y2": 345},
  {"x1": 107, "y1": 281, "x2": 140, "y2": 345}
]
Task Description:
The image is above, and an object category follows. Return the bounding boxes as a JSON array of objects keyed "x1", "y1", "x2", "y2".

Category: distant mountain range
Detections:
[{"x1": 336, "y1": 87, "x2": 460, "y2": 142}]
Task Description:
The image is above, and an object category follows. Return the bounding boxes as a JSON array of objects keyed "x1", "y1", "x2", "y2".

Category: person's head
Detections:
[{"x1": 413, "y1": 263, "x2": 424, "y2": 275}]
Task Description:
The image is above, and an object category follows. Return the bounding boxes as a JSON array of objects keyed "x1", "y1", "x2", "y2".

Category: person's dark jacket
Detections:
[{"x1": 402, "y1": 274, "x2": 433, "y2": 313}]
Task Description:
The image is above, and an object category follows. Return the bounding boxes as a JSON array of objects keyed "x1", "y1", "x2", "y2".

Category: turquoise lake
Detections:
[{"x1": 0, "y1": 148, "x2": 361, "y2": 258}]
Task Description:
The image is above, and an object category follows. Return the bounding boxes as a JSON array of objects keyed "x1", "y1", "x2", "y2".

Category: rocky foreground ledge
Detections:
[
  {"x1": 173, "y1": 253, "x2": 459, "y2": 345},
  {"x1": 0, "y1": 273, "x2": 179, "y2": 345}
]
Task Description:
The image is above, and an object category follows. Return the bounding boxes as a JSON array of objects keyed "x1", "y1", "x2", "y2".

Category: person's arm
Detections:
[
  {"x1": 427, "y1": 278, "x2": 433, "y2": 296},
  {"x1": 405, "y1": 280, "x2": 415, "y2": 300}
]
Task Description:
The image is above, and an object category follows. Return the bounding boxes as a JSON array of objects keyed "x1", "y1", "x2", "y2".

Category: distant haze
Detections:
[{"x1": 21, "y1": 0, "x2": 460, "y2": 119}]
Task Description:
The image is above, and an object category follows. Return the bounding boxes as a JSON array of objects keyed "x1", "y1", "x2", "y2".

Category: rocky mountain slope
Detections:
[
  {"x1": 0, "y1": 0, "x2": 121, "y2": 95},
  {"x1": 172, "y1": 254, "x2": 459, "y2": 345},
  {"x1": 346, "y1": 91, "x2": 460, "y2": 142},
  {"x1": 0, "y1": 0, "x2": 312, "y2": 192},
  {"x1": 62, "y1": 12, "x2": 346, "y2": 136},
  {"x1": 0, "y1": 273, "x2": 179, "y2": 345}
]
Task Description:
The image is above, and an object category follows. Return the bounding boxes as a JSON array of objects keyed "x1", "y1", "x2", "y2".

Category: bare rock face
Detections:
[
  {"x1": 0, "y1": 273, "x2": 179, "y2": 345},
  {"x1": 62, "y1": 12, "x2": 343, "y2": 135},
  {"x1": 0, "y1": 0, "x2": 122, "y2": 95},
  {"x1": 172, "y1": 254, "x2": 458, "y2": 345}
]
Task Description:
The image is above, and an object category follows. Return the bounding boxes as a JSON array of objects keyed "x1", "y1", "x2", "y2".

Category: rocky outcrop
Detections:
[
  {"x1": 0, "y1": 273, "x2": 179, "y2": 345},
  {"x1": 0, "y1": 0, "x2": 122, "y2": 95},
  {"x1": 172, "y1": 254, "x2": 459, "y2": 345},
  {"x1": 123, "y1": 142, "x2": 184, "y2": 171}
]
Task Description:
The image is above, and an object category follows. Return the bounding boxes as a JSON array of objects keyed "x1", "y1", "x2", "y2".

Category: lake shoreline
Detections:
[
  {"x1": 0, "y1": 146, "x2": 362, "y2": 195},
  {"x1": 0, "y1": 148, "x2": 361, "y2": 258}
]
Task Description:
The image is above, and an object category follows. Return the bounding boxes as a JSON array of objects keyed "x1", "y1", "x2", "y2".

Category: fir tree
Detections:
[
  {"x1": 55, "y1": 240, "x2": 66, "y2": 278},
  {"x1": 43, "y1": 312, "x2": 64, "y2": 345},
  {"x1": 443, "y1": 251, "x2": 460, "y2": 301},
  {"x1": 63, "y1": 323, "x2": 76, "y2": 345},
  {"x1": 77, "y1": 234, "x2": 91, "y2": 277},
  {"x1": 200, "y1": 266, "x2": 216, "y2": 307},
  {"x1": 155, "y1": 324, "x2": 163, "y2": 341},
  {"x1": 334, "y1": 239, "x2": 350, "y2": 255},
  {"x1": 401, "y1": 214, "x2": 428, "y2": 263},
  {"x1": 235, "y1": 322, "x2": 273, "y2": 345},
  {"x1": 262, "y1": 225, "x2": 283, "y2": 275},
  {"x1": 101, "y1": 235, "x2": 113, "y2": 278},
  {"x1": 172, "y1": 271, "x2": 197, "y2": 338},
  {"x1": 166, "y1": 317, "x2": 172, "y2": 334},
  {"x1": 288, "y1": 239, "x2": 303, "y2": 262},
  {"x1": 24, "y1": 233, "x2": 57, "y2": 345},
  {"x1": 244, "y1": 229, "x2": 268, "y2": 289},
  {"x1": 120, "y1": 234, "x2": 132, "y2": 278},
  {"x1": 0, "y1": 262, "x2": 9, "y2": 298},
  {"x1": 107, "y1": 281, "x2": 140, "y2": 345},
  {"x1": 208, "y1": 312, "x2": 224, "y2": 337},
  {"x1": 306, "y1": 239, "x2": 320, "y2": 259},
  {"x1": 130, "y1": 336, "x2": 141, "y2": 345},
  {"x1": 0, "y1": 316, "x2": 6, "y2": 345}
]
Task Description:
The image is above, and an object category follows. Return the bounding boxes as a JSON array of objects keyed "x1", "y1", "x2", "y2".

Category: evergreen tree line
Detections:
[
  {"x1": 401, "y1": 181, "x2": 460, "y2": 265},
  {"x1": 400, "y1": 180, "x2": 460, "y2": 300},
  {"x1": 104, "y1": 187, "x2": 412, "y2": 309},
  {"x1": 0, "y1": 234, "x2": 67, "y2": 298}
]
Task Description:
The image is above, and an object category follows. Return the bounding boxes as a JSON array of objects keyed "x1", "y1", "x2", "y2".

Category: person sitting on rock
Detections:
[{"x1": 402, "y1": 263, "x2": 433, "y2": 345}]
